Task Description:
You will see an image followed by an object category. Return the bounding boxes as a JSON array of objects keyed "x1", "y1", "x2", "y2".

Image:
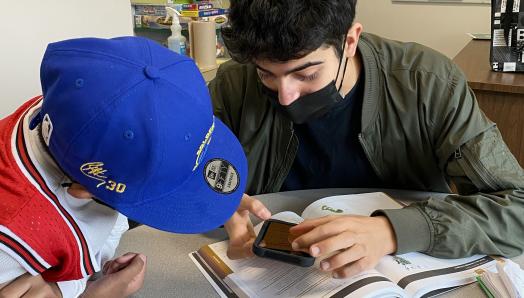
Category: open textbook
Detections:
[{"x1": 189, "y1": 192, "x2": 497, "y2": 298}]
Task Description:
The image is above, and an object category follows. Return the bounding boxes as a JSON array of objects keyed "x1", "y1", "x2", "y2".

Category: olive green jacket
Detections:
[{"x1": 209, "y1": 33, "x2": 524, "y2": 258}]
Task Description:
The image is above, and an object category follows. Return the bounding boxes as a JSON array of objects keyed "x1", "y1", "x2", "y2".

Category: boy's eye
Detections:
[
  {"x1": 297, "y1": 73, "x2": 319, "y2": 82},
  {"x1": 258, "y1": 72, "x2": 274, "y2": 80}
]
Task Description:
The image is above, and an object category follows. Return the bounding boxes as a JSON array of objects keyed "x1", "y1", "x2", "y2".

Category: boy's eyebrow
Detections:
[{"x1": 256, "y1": 61, "x2": 324, "y2": 76}]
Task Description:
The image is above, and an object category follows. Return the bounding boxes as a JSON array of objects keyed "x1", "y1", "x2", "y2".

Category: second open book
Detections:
[{"x1": 190, "y1": 192, "x2": 496, "y2": 298}]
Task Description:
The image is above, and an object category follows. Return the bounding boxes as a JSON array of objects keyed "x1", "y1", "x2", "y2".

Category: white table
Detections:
[{"x1": 116, "y1": 188, "x2": 524, "y2": 297}]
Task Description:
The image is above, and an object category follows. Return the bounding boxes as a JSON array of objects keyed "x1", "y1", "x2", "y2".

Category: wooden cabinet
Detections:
[{"x1": 453, "y1": 40, "x2": 524, "y2": 167}]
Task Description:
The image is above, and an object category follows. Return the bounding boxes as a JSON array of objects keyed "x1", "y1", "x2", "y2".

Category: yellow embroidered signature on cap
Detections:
[
  {"x1": 193, "y1": 117, "x2": 215, "y2": 171},
  {"x1": 81, "y1": 162, "x2": 107, "y2": 187},
  {"x1": 80, "y1": 162, "x2": 127, "y2": 193}
]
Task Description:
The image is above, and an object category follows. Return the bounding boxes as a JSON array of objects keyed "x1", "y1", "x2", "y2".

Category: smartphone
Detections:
[{"x1": 253, "y1": 219, "x2": 315, "y2": 267}]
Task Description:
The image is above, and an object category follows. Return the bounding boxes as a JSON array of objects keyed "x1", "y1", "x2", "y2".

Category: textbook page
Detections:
[
  {"x1": 196, "y1": 240, "x2": 406, "y2": 298},
  {"x1": 228, "y1": 265, "x2": 405, "y2": 298},
  {"x1": 301, "y1": 192, "x2": 403, "y2": 219}
]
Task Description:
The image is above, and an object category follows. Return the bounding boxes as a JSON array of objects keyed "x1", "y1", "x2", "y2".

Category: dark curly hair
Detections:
[{"x1": 222, "y1": 0, "x2": 357, "y2": 63}]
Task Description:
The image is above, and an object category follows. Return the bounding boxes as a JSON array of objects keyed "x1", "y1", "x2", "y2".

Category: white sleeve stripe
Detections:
[
  {"x1": 0, "y1": 243, "x2": 41, "y2": 276},
  {"x1": 0, "y1": 226, "x2": 51, "y2": 273}
]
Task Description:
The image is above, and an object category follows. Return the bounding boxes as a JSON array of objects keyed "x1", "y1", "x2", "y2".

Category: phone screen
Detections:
[{"x1": 259, "y1": 221, "x2": 310, "y2": 256}]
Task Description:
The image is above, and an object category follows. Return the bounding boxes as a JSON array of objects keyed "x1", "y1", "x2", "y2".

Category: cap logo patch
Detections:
[
  {"x1": 42, "y1": 114, "x2": 53, "y2": 146},
  {"x1": 203, "y1": 159, "x2": 240, "y2": 194},
  {"x1": 80, "y1": 162, "x2": 127, "y2": 193},
  {"x1": 193, "y1": 117, "x2": 215, "y2": 171}
]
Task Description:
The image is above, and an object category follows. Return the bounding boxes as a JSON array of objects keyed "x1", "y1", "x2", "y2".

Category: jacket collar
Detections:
[{"x1": 358, "y1": 33, "x2": 381, "y2": 134}]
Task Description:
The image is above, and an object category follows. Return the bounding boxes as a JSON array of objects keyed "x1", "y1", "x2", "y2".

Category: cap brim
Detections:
[{"x1": 116, "y1": 118, "x2": 247, "y2": 234}]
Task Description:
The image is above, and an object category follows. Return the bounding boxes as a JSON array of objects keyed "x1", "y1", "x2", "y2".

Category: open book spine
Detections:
[{"x1": 191, "y1": 246, "x2": 239, "y2": 298}]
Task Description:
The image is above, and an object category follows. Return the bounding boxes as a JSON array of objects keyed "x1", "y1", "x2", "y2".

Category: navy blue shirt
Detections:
[{"x1": 281, "y1": 73, "x2": 380, "y2": 191}]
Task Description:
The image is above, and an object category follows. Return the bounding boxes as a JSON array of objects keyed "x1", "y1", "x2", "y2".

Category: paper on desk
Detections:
[
  {"x1": 498, "y1": 259, "x2": 524, "y2": 298},
  {"x1": 477, "y1": 268, "x2": 511, "y2": 298},
  {"x1": 474, "y1": 259, "x2": 524, "y2": 298}
]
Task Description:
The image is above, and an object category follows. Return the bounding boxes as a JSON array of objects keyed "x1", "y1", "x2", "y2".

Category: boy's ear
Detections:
[
  {"x1": 344, "y1": 22, "x2": 363, "y2": 58},
  {"x1": 67, "y1": 183, "x2": 93, "y2": 199}
]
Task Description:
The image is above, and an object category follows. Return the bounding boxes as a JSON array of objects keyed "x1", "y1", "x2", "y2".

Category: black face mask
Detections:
[{"x1": 262, "y1": 46, "x2": 349, "y2": 124}]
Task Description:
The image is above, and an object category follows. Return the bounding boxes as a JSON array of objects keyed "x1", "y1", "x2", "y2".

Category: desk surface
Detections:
[
  {"x1": 453, "y1": 40, "x2": 524, "y2": 94},
  {"x1": 116, "y1": 188, "x2": 524, "y2": 297}
]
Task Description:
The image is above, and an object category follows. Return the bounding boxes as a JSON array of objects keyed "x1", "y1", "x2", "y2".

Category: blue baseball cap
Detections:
[{"x1": 29, "y1": 36, "x2": 247, "y2": 234}]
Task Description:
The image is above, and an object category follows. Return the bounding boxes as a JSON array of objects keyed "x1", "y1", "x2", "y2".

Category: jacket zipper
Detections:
[
  {"x1": 279, "y1": 122, "x2": 295, "y2": 178},
  {"x1": 358, "y1": 133, "x2": 382, "y2": 180},
  {"x1": 454, "y1": 147, "x2": 499, "y2": 190},
  {"x1": 265, "y1": 121, "x2": 295, "y2": 193},
  {"x1": 288, "y1": 122, "x2": 295, "y2": 150}
]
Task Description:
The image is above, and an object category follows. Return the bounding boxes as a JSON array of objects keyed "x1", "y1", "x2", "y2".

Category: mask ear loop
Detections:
[
  {"x1": 334, "y1": 36, "x2": 350, "y2": 92},
  {"x1": 337, "y1": 58, "x2": 349, "y2": 92}
]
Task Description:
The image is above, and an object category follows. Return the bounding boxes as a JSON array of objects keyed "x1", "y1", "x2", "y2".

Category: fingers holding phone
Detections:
[
  {"x1": 253, "y1": 219, "x2": 315, "y2": 267},
  {"x1": 289, "y1": 215, "x2": 397, "y2": 278},
  {"x1": 225, "y1": 194, "x2": 271, "y2": 259}
]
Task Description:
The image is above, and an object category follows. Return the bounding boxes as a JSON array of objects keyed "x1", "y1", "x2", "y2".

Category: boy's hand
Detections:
[
  {"x1": 289, "y1": 215, "x2": 397, "y2": 279},
  {"x1": 0, "y1": 273, "x2": 62, "y2": 298},
  {"x1": 224, "y1": 194, "x2": 271, "y2": 259},
  {"x1": 83, "y1": 253, "x2": 146, "y2": 298}
]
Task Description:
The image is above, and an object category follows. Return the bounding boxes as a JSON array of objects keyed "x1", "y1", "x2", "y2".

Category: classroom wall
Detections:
[
  {"x1": 0, "y1": 1, "x2": 492, "y2": 116},
  {"x1": 356, "y1": 0, "x2": 491, "y2": 58},
  {"x1": 0, "y1": 0, "x2": 133, "y2": 117}
]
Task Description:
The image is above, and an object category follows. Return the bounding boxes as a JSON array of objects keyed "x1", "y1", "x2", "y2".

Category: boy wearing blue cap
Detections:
[{"x1": 0, "y1": 36, "x2": 247, "y2": 297}]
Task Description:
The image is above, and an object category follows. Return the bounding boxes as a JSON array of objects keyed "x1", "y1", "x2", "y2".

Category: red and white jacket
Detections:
[{"x1": 0, "y1": 97, "x2": 128, "y2": 297}]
